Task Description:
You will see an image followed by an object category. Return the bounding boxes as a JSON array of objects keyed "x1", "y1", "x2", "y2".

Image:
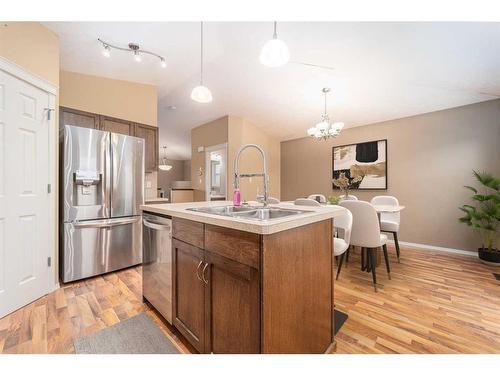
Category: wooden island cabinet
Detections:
[{"x1": 170, "y1": 216, "x2": 334, "y2": 354}]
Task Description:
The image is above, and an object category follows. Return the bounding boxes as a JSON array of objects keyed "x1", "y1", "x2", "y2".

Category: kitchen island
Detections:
[{"x1": 141, "y1": 201, "x2": 346, "y2": 354}]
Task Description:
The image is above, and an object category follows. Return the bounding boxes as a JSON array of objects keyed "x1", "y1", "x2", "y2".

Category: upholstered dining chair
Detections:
[
  {"x1": 307, "y1": 194, "x2": 327, "y2": 203},
  {"x1": 334, "y1": 209, "x2": 353, "y2": 280},
  {"x1": 371, "y1": 195, "x2": 401, "y2": 262},
  {"x1": 293, "y1": 198, "x2": 322, "y2": 206},
  {"x1": 339, "y1": 200, "x2": 391, "y2": 291}
]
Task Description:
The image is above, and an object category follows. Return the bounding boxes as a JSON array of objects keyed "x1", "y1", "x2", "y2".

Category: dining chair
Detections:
[
  {"x1": 371, "y1": 195, "x2": 401, "y2": 262},
  {"x1": 339, "y1": 200, "x2": 391, "y2": 291},
  {"x1": 334, "y1": 209, "x2": 353, "y2": 281},
  {"x1": 307, "y1": 194, "x2": 327, "y2": 203},
  {"x1": 339, "y1": 194, "x2": 358, "y2": 201},
  {"x1": 293, "y1": 198, "x2": 322, "y2": 206}
]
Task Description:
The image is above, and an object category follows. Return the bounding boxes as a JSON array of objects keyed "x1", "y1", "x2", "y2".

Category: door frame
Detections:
[
  {"x1": 204, "y1": 143, "x2": 228, "y2": 201},
  {"x1": 0, "y1": 56, "x2": 58, "y2": 294}
]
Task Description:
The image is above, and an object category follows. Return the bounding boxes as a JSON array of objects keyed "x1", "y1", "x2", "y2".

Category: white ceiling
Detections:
[{"x1": 45, "y1": 22, "x2": 500, "y2": 160}]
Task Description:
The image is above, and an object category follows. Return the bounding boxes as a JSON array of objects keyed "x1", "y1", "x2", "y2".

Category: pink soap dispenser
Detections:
[{"x1": 233, "y1": 188, "x2": 241, "y2": 207}]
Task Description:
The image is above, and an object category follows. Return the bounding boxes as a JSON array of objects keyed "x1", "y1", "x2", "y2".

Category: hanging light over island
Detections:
[
  {"x1": 191, "y1": 22, "x2": 213, "y2": 103},
  {"x1": 260, "y1": 21, "x2": 290, "y2": 67}
]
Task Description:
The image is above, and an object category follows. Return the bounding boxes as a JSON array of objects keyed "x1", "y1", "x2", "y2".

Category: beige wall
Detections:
[
  {"x1": 1, "y1": 22, "x2": 60, "y2": 286},
  {"x1": 281, "y1": 99, "x2": 500, "y2": 252},
  {"x1": 228, "y1": 116, "x2": 281, "y2": 201},
  {"x1": 191, "y1": 116, "x2": 229, "y2": 201},
  {"x1": 158, "y1": 159, "x2": 188, "y2": 192},
  {"x1": 0, "y1": 22, "x2": 59, "y2": 85},
  {"x1": 60, "y1": 70, "x2": 157, "y2": 126}
]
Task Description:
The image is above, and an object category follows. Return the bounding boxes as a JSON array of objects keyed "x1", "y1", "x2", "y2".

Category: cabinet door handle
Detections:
[
  {"x1": 201, "y1": 263, "x2": 209, "y2": 284},
  {"x1": 196, "y1": 260, "x2": 203, "y2": 281}
]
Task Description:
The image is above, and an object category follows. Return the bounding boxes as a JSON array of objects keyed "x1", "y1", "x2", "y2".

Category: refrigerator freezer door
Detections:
[
  {"x1": 62, "y1": 125, "x2": 110, "y2": 222},
  {"x1": 111, "y1": 133, "x2": 144, "y2": 217},
  {"x1": 61, "y1": 216, "x2": 142, "y2": 282}
]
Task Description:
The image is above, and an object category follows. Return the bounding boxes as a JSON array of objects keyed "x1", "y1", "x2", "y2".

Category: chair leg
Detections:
[
  {"x1": 361, "y1": 248, "x2": 366, "y2": 271},
  {"x1": 336, "y1": 253, "x2": 345, "y2": 280},
  {"x1": 345, "y1": 246, "x2": 350, "y2": 264},
  {"x1": 382, "y1": 244, "x2": 391, "y2": 280},
  {"x1": 393, "y1": 232, "x2": 401, "y2": 262},
  {"x1": 369, "y1": 248, "x2": 377, "y2": 292}
]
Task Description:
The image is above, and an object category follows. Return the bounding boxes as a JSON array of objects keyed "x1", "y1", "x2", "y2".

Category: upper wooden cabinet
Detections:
[
  {"x1": 100, "y1": 116, "x2": 134, "y2": 136},
  {"x1": 59, "y1": 107, "x2": 159, "y2": 173},
  {"x1": 59, "y1": 106, "x2": 99, "y2": 130},
  {"x1": 134, "y1": 123, "x2": 159, "y2": 172}
]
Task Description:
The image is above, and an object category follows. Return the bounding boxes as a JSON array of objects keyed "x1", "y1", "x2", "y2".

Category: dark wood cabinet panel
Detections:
[
  {"x1": 133, "y1": 123, "x2": 158, "y2": 172},
  {"x1": 99, "y1": 116, "x2": 134, "y2": 135},
  {"x1": 59, "y1": 106, "x2": 99, "y2": 130},
  {"x1": 262, "y1": 220, "x2": 333, "y2": 353},
  {"x1": 205, "y1": 251, "x2": 260, "y2": 354},
  {"x1": 205, "y1": 225, "x2": 261, "y2": 269},
  {"x1": 173, "y1": 218, "x2": 204, "y2": 249},
  {"x1": 172, "y1": 239, "x2": 206, "y2": 353}
]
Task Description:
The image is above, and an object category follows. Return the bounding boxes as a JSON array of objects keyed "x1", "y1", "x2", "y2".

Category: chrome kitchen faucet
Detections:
[{"x1": 233, "y1": 144, "x2": 269, "y2": 206}]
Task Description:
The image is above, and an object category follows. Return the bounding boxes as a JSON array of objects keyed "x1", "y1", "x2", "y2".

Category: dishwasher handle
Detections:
[{"x1": 143, "y1": 219, "x2": 171, "y2": 231}]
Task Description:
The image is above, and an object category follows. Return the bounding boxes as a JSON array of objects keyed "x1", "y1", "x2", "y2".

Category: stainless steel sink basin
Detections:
[
  {"x1": 186, "y1": 206, "x2": 309, "y2": 221},
  {"x1": 187, "y1": 205, "x2": 257, "y2": 215},
  {"x1": 232, "y1": 207, "x2": 306, "y2": 220}
]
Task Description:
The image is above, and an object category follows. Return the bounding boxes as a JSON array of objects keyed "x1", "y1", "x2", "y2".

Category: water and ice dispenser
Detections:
[{"x1": 73, "y1": 169, "x2": 102, "y2": 206}]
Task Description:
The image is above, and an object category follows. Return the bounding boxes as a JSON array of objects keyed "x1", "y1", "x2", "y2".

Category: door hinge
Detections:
[
  {"x1": 47, "y1": 257, "x2": 52, "y2": 267},
  {"x1": 47, "y1": 184, "x2": 51, "y2": 193}
]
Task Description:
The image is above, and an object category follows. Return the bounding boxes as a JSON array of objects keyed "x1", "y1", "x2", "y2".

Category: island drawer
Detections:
[
  {"x1": 205, "y1": 224, "x2": 261, "y2": 269},
  {"x1": 172, "y1": 217, "x2": 204, "y2": 248}
]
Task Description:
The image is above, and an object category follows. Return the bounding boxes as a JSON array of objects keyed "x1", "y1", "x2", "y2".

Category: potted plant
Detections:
[
  {"x1": 327, "y1": 195, "x2": 341, "y2": 205},
  {"x1": 332, "y1": 172, "x2": 362, "y2": 198},
  {"x1": 459, "y1": 170, "x2": 500, "y2": 265}
]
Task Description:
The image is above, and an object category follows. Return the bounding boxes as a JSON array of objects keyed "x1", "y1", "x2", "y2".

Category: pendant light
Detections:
[
  {"x1": 307, "y1": 88, "x2": 344, "y2": 140},
  {"x1": 159, "y1": 146, "x2": 173, "y2": 171},
  {"x1": 191, "y1": 22, "x2": 213, "y2": 103},
  {"x1": 259, "y1": 21, "x2": 290, "y2": 67}
]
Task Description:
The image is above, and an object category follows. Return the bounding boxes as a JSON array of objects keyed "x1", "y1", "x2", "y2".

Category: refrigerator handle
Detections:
[{"x1": 73, "y1": 217, "x2": 140, "y2": 229}]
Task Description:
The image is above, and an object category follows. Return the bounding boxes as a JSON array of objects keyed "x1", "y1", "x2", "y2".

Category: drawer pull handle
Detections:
[
  {"x1": 196, "y1": 260, "x2": 203, "y2": 281},
  {"x1": 202, "y1": 263, "x2": 209, "y2": 284}
]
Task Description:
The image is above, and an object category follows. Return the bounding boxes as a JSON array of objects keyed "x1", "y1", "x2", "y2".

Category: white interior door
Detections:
[{"x1": 0, "y1": 68, "x2": 52, "y2": 318}]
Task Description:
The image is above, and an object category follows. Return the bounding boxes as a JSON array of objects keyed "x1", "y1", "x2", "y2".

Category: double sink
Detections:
[{"x1": 186, "y1": 205, "x2": 309, "y2": 221}]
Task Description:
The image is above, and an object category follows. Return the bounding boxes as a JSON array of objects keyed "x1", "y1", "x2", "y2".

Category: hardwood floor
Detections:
[
  {"x1": 0, "y1": 246, "x2": 498, "y2": 354},
  {"x1": 0, "y1": 267, "x2": 193, "y2": 354},
  {"x1": 334, "y1": 246, "x2": 500, "y2": 354}
]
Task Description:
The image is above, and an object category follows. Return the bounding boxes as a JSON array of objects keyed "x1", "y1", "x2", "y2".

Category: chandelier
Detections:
[{"x1": 307, "y1": 88, "x2": 344, "y2": 140}]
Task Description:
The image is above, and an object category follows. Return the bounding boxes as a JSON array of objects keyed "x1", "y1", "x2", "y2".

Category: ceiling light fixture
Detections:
[
  {"x1": 259, "y1": 21, "x2": 290, "y2": 67},
  {"x1": 159, "y1": 146, "x2": 173, "y2": 171},
  {"x1": 98, "y1": 38, "x2": 166, "y2": 68},
  {"x1": 191, "y1": 22, "x2": 213, "y2": 103},
  {"x1": 307, "y1": 88, "x2": 344, "y2": 140},
  {"x1": 102, "y1": 44, "x2": 111, "y2": 58}
]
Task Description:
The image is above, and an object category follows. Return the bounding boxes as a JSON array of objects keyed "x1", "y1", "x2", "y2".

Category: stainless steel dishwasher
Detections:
[{"x1": 142, "y1": 212, "x2": 173, "y2": 324}]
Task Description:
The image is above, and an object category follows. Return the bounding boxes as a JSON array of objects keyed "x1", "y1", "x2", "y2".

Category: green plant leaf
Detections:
[{"x1": 464, "y1": 185, "x2": 478, "y2": 193}]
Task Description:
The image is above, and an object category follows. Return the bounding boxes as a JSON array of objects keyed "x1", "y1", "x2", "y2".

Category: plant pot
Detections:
[{"x1": 478, "y1": 248, "x2": 500, "y2": 266}]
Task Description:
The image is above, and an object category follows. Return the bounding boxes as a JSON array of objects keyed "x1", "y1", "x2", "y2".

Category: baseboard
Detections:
[{"x1": 386, "y1": 239, "x2": 475, "y2": 257}]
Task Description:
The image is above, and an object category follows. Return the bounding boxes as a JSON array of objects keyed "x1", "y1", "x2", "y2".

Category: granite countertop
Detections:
[{"x1": 140, "y1": 200, "x2": 346, "y2": 235}]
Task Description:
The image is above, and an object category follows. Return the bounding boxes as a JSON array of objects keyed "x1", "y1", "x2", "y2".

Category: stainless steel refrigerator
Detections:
[{"x1": 60, "y1": 125, "x2": 144, "y2": 283}]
